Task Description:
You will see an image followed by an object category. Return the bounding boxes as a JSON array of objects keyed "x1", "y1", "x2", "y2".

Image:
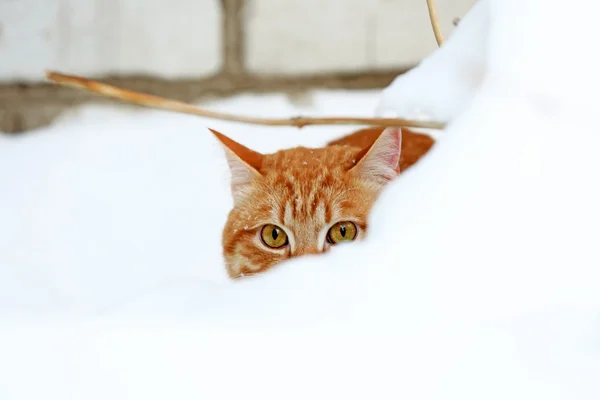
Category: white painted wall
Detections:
[
  {"x1": 0, "y1": 0, "x2": 222, "y2": 82},
  {"x1": 0, "y1": 0, "x2": 475, "y2": 82},
  {"x1": 245, "y1": 0, "x2": 476, "y2": 74}
]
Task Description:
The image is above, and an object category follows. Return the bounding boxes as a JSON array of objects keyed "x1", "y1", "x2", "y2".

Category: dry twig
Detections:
[
  {"x1": 426, "y1": 0, "x2": 444, "y2": 46},
  {"x1": 45, "y1": 71, "x2": 446, "y2": 130}
]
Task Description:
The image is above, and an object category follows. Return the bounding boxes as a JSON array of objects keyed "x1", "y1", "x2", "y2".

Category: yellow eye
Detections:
[
  {"x1": 327, "y1": 221, "x2": 357, "y2": 244},
  {"x1": 260, "y1": 224, "x2": 288, "y2": 248}
]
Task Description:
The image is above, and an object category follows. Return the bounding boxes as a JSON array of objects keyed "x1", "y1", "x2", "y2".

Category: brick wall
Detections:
[{"x1": 0, "y1": 0, "x2": 475, "y2": 132}]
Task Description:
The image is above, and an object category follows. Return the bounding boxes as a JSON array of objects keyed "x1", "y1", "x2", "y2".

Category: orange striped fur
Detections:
[{"x1": 212, "y1": 127, "x2": 435, "y2": 279}]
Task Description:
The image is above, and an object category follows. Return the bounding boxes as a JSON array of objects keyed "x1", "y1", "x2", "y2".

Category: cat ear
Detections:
[
  {"x1": 210, "y1": 128, "x2": 264, "y2": 204},
  {"x1": 350, "y1": 127, "x2": 402, "y2": 188}
]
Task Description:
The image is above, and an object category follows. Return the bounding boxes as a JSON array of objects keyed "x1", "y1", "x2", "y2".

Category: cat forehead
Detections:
[
  {"x1": 250, "y1": 145, "x2": 366, "y2": 210},
  {"x1": 258, "y1": 145, "x2": 360, "y2": 173},
  {"x1": 250, "y1": 171, "x2": 371, "y2": 227}
]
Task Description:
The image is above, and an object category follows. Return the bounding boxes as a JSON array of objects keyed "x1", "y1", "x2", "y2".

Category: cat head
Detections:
[{"x1": 211, "y1": 127, "x2": 403, "y2": 279}]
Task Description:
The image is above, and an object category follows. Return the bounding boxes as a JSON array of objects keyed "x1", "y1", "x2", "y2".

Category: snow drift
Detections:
[{"x1": 1, "y1": 0, "x2": 599, "y2": 399}]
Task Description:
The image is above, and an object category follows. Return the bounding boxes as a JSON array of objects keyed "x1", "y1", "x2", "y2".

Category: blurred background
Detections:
[{"x1": 0, "y1": 0, "x2": 475, "y2": 134}]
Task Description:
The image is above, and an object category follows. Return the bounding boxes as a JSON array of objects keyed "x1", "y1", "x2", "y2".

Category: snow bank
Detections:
[
  {"x1": 0, "y1": 90, "x2": 382, "y2": 314},
  {"x1": 1, "y1": 0, "x2": 599, "y2": 398}
]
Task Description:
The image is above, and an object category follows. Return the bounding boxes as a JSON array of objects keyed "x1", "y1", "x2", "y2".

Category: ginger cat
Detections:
[{"x1": 212, "y1": 127, "x2": 435, "y2": 279}]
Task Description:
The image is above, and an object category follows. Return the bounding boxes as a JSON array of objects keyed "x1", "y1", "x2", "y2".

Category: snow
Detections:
[
  {"x1": 377, "y1": 0, "x2": 489, "y2": 122},
  {"x1": 0, "y1": 90, "x2": 382, "y2": 314},
  {"x1": 1, "y1": 0, "x2": 600, "y2": 399}
]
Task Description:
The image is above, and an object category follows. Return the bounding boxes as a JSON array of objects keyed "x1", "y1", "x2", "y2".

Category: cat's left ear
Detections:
[
  {"x1": 210, "y1": 128, "x2": 264, "y2": 204},
  {"x1": 350, "y1": 127, "x2": 402, "y2": 188}
]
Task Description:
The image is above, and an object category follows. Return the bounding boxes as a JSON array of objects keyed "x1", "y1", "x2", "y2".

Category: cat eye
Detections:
[
  {"x1": 327, "y1": 221, "x2": 357, "y2": 244},
  {"x1": 260, "y1": 224, "x2": 289, "y2": 248}
]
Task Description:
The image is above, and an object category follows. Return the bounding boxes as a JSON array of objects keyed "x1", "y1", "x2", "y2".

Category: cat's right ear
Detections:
[
  {"x1": 210, "y1": 128, "x2": 264, "y2": 204},
  {"x1": 350, "y1": 127, "x2": 402, "y2": 189}
]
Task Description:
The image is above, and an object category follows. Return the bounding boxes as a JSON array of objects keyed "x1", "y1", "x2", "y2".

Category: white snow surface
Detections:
[{"x1": 1, "y1": 0, "x2": 600, "y2": 399}]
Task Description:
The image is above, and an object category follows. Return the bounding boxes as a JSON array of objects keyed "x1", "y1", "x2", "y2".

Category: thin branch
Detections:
[
  {"x1": 45, "y1": 71, "x2": 446, "y2": 130},
  {"x1": 426, "y1": 0, "x2": 444, "y2": 46}
]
